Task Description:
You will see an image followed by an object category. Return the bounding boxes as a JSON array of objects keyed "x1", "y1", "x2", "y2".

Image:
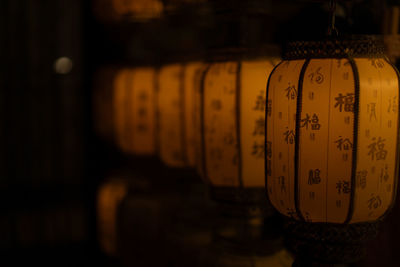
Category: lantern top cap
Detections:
[{"x1": 284, "y1": 36, "x2": 386, "y2": 60}]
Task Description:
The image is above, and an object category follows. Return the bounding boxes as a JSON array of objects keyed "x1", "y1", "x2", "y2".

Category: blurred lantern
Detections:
[
  {"x1": 92, "y1": 0, "x2": 163, "y2": 22},
  {"x1": 266, "y1": 36, "x2": 400, "y2": 264},
  {"x1": 199, "y1": 49, "x2": 281, "y2": 256},
  {"x1": 97, "y1": 178, "x2": 128, "y2": 256},
  {"x1": 113, "y1": 67, "x2": 157, "y2": 155},
  {"x1": 201, "y1": 53, "x2": 279, "y2": 202},
  {"x1": 157, "y1": 62, "x2": 205, "y2": 168},
  {"x1": 194, "y1": 64, "x2": 209, "y2": 176}
]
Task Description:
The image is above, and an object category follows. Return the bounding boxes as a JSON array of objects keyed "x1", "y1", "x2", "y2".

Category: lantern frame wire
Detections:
[
  {"x1": 269, "y1": 37, "x2": 399, "y2": 224},
  {"x1": 265, "y1": 36, "x2": 400, "y2": 263}
]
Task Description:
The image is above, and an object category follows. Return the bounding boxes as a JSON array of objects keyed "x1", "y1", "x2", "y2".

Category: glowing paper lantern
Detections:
[
  {"x1": 157, "y1": 62, "x2": 205, "y2": 168},
  {"x1": 194, "y1": 64, "x2": 209, "y2": 176},
  {"x1": 266, "y1": 37, "x2": 400, "y2": 262},
  {"x1": 201, "y1": 58, "x2": 278, "y2": 201},
  {"x1": 113, "y1": 67, "x2": 157, "y2": 155}
]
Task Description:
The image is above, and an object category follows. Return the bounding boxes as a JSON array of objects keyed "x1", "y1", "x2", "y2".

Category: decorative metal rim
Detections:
[
  {"x1": 284, "y1": 218, "x2": 381, "y2": 264},
  {"x1": 284, "y1": 36, "x2": 386, "y2": 60}
]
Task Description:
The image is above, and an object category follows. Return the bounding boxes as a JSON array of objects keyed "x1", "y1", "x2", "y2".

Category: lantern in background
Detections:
[
  {"x1": 113, "y1": 67, "x2": 157, "y2": 155},
  {"x1": 157, "y1": 62, "x2": 205, "y2": 168},
  {"x1": 92, "y1": 0, "x2": 163, "y2": 22},
  {"x1": 266, "y1": 37, "x2": 400, "y2": 263},
  {"x1": 194, "y1": 64, "x2": 209, "y2": 177},
  {"x1": 112, "y1": 0, "x2": 163, "y2": 20},
  {"x1": 97, "y1": 179, "x2": 128, "y2": 256},
  {"x1": 201, "y1": 56, "x2": 279, "y2": 202}
]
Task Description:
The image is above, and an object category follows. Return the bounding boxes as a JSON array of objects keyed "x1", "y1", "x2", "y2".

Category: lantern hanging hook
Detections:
[{"x1": 327, "y1": 0, "x2": 338, "y2": 37}]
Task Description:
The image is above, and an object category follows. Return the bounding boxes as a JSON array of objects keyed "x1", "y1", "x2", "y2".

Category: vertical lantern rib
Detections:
[
  {"x1": 236, "y1": 61, "x2": 243, "y2": 188},
  {"x1": 154, "y1": 68, "x2": 161, "y2": 156},
  {"x1": 179, "y1": 65, "x2": 187, "y2": 165},
  {"x1": 345, "y1": 57, "x2": 359, "y2": 224},
  {"x1": 325, "y1": 59, "x2": 334, "y2": 222},
  {"x1": 294, "y1": 58, "x2": 311, "y2": 221},
  {"x1": 380, "y1": 58, "x2": 400, "y2": 219},
  {"x1": 265, "y1": 61, "x2": 283, "y2": 212},
  {"x1": 200, "y1": 64, "x2": 211, "y2": 185}
]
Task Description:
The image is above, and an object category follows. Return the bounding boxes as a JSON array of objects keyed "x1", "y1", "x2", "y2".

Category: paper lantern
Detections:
[
  {"x1": 97, "y1": 179, "x2": 128, "y2": 256},
  {"x1": 113, "y1": 67, "x2": 157, "y2": 155},
  {"x1": 93, "y1": 0, "x2": 163, "y2": 22},
  {"x1": 201, "y1": 58, "x2": 278, "y2": 201},
  {"x1": 194, "y1": 64, "x2": 209, "y2": 177},
  {"x1": 157, "y1": 62, "x2": 205, "y2": 167},
  {"x1": 266, "y1": 37, "x2": 400, "y2": 262}
]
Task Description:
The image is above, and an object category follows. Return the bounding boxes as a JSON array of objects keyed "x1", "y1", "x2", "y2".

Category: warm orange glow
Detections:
[
  {"x1": 113, "y1": 69, "x2": 130, "y2": 152},
  {"x1": 93, "y1": 0, "x2": 163, "y2": 21},
  {"x1": 352, "y1": 58, "x2": 398, "y2": 223},
  {"x1": 202, "y1": 59, "x2": 277, "y2": 187},
  {"x1": 157, "y1": 64, "x2": 186, "y2": 167},
  {"x1": 267, "y1": 58, "x2": 399, "y2": 223},
  {"x1": 97, "y1": 179, "x2": 128, "y2": 256},
  {"x1": 112, "y1": 0, "x2": 163, "y2": 20},
  {"x1": 184, "y1": 62, "x2": 205, "y2": 167},
  {"x1": 113, "y1": 68, "x2": 156, "y2": 155},
  {"x1": 194, "y1": 64, "x2": 209, "y2": 177},
  {"x1": 157, "y1": 62, "x2": 205, "y2": 168}
]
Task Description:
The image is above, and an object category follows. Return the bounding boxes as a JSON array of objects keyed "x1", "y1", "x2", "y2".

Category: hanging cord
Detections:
[{"x1": 327, "y1": 0, "x2": 338, "y2": 37}]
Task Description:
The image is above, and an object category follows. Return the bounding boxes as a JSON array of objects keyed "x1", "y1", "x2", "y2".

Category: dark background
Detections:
[{"x1": 1, "y1": 0, "x2": 399, "y2": 266}]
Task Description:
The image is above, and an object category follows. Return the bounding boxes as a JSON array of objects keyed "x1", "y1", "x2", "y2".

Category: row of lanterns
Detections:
[
  {"x1": 93, "y1": 55, "x2": 281, "y2": 189},
  {"x1": 94, "y1": 36, "x2": 400, "y2": 264}
]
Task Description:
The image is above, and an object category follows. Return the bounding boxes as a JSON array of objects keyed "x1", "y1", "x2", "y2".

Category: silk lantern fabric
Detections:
[
  {"x1": 113, "y1": 68, "x2": 157, "y2": 155},
  {"x1": 201, "y1": 59, "x2": 277, "y2": 189},
  {"x1": 266, "y1": 40, "x2": 400, "y2": 223},
  {"x1": 157, "y1": 62, "x2": 205, "y2": 168}
]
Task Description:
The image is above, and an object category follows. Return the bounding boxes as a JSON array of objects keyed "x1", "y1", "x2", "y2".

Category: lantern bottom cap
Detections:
[{"x1": 284, "y1": 219, "x2": 381, "y2": 264}]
